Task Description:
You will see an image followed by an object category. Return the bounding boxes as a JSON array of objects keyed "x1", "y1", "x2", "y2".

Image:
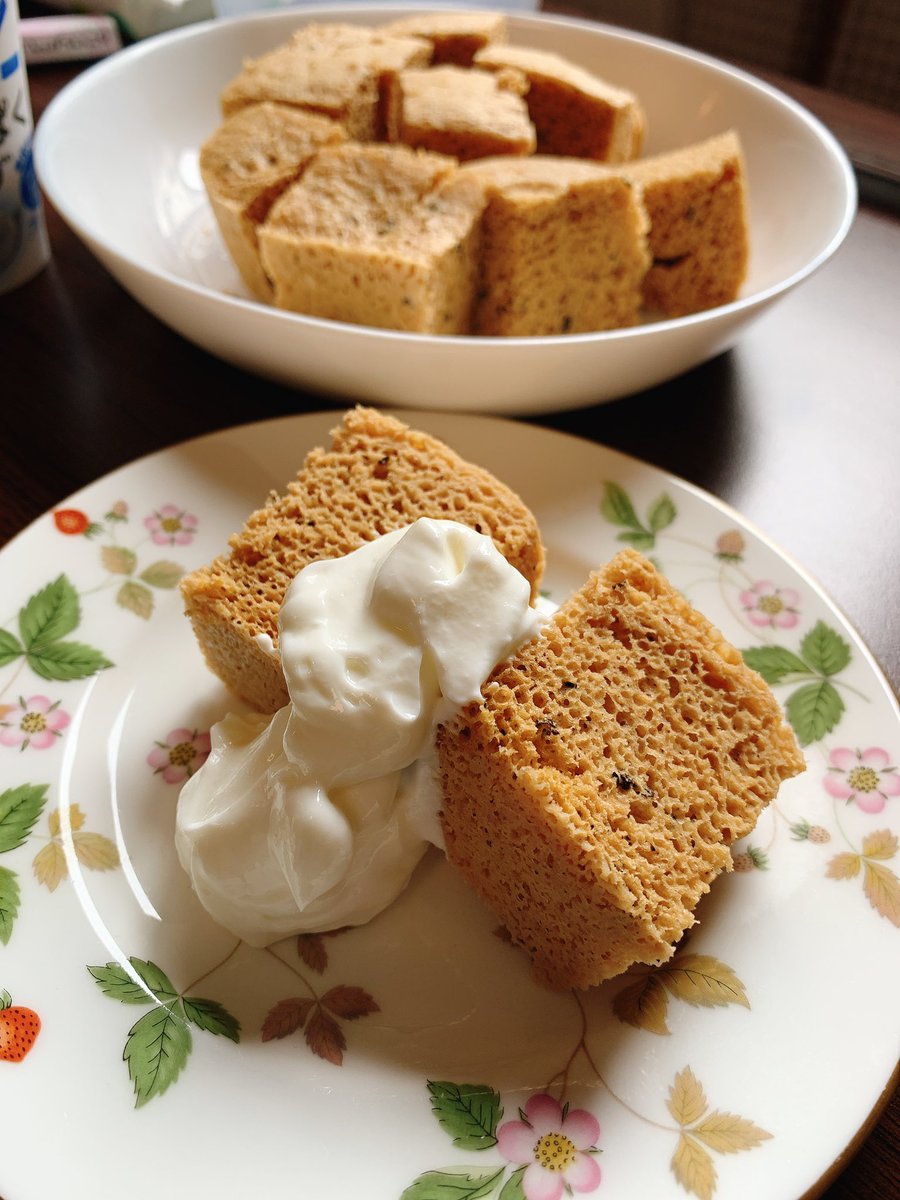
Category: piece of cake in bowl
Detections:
[
  {"x1": 220, "y1": 22, "x2": 431, "y2": 140},
  {"x1": 199, "y1": 102, "x2": 348, "y2": 302},
  {"x1": 624, "y1": 129, "x2": 750, "y2": 316},
  {"x1": 473, "y1": 43, "x2": 646, "y2": 161},
  {"x1": 385, "y1": 64, "x2": 535, "y2": 161},
  {"x1": 258, "y1": 143, "x2": 487, "y2": 333},
  {"x1": 459, "y1": 155, "x2": 651, "y2": 335},
  {"x1": 381, "y1": 9, "x2": 509, "y2": 66}
]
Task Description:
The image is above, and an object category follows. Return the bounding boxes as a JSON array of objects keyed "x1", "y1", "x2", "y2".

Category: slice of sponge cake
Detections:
[
  {"x1": 181, "y1": 407, "x2": 545, "y2": 714},
  {"x1": 460, "y1": 155, "x2": 650, "y2": 336},
  {"x1": 381, "y1": 10, "x2": 509, "y2": 66},
  {"x1": 385, "y1": 64, "x2": 535, "y2": 161},
  {"x1": 473, "y1": 43, "x2": 645, "y2": 162},
  {"x1": 220, "y1": 23, "x2": 432, "y2": 140},
  {"x1": 625, "y1": 130, "x2": 750, "y2": 316},
  {"x1": 258, "y1": 143, "x2": 487, "y2": 333},
  {"x1": 437, "y1": 549, "x2": 804, "y2": 990},
  {"x1": 199, "y1": 102, "x2": 348, "y2": 302}
]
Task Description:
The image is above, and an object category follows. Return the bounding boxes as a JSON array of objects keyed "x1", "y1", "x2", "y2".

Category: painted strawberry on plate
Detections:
[{"x1": 0, "y1": 989, "x2": 41, "y2": 1062}]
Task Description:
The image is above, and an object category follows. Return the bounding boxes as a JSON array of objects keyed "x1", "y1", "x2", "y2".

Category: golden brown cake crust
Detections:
[
  {"x1": 181, "y1": 407, "x2": 545, "y2": 713},
  {"x1": 437, "y1": 549, "x2": 804, "y2": 990}
]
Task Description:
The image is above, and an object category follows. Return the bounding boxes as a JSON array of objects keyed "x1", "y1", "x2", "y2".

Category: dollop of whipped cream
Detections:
[{"x1": 175, "y1": 518, "x2": 543, "y2": 946}]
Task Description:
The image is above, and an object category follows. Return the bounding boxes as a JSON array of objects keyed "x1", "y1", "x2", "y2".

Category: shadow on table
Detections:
[{"x1": 540, "y1": 349, "x2": 748, "y2": 501}]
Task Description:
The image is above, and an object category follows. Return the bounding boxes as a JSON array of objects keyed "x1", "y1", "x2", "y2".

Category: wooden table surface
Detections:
[{"x1": 2, "y1": 25, "x2": 898, "y2": 1200}]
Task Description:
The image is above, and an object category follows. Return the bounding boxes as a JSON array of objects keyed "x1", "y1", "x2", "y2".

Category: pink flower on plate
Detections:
[
  {"x1": 497, "y1": 1093, "x2": 601, "y2": 1200},
  {"x1": 0, "y1": 695, "x2": 71, "y2": 751},
  {"x1": 824, "y1": 747, "x2": 900, "y2": 814},
  {"x1": 148, "y1": 727, "x2": 211, "y2": 784},
  {"x1": 738, "y1": 579, "x2": 801, "y2": 629},
  {"x1": 144, "y1": 504, "x2": 198, "y2": 546}
]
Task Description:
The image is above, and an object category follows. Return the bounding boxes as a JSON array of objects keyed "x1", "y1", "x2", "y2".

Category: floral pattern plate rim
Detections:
[{"x1": 1, "y1": 411, "x2": 897, "y2": 1200}]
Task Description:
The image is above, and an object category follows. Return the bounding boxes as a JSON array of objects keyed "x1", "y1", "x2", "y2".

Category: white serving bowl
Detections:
[{"x1": 35, "y1": 4, "x2": 856, "y2": 414}]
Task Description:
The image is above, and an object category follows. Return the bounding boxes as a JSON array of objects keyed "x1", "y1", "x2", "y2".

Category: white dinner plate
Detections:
[
  {"x1": 0, "y1": 412, "x2": 897, "y2": 1200},
  {"x1": 34, "y1": 6, "x2": 856, "y2": 414}
]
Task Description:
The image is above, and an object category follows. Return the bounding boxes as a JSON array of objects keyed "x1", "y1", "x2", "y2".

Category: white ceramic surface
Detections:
[
  {"x1": 33, "y1": 6, "x2": 856, "y2": 414},
  {"x1": 1, "y1": 412, "x2": 898, "y2": 1200}
]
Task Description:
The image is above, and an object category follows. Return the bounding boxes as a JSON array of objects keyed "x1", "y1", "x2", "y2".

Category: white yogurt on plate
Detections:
[{"x1": 175, "y1": 518, "x2": 543, "y2": 945}]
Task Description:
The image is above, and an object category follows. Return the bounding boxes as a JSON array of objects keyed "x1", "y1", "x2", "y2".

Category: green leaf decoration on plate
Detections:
[
  {"x1": 785, "y1": 681, "x2": 845, "y2": 746},
  {"x1": 124, "y1": 1002, "x2": 192, "y2": 1108},
  {"x1": 741, "y1": 646, "x2": 810, "y2": 685},
  {"x1": 427, "y1": 1081, "x2": 502, "y2": 1150},
  {"x1": 497, "y1": 1167, "x2": 527, "y2": 1200},
  {"x1": 0, "y1": 783, "x2": 49, "y2": 944},
  {"x1": 648, "y1": 493, "x2": 677, "y2": 534},
  {"x1": 800, "y1": 621, "x2": 851, "y2": 677},
  {"x1": 89, "y1": 958, "x2": 178, "y2": 1004},
  {"x1": 88, "y1": 955, "x2": 241, "y2": 1106},
  {"x1": 4, "y1": 575, "x2": 114, "y2": 680},
  {"x1": 19, "y1": 575, "x2": 80, "y2": 647},
  {"x1": 600, "y1": 481, "x2": 641, "y2": 528},
  {"x1": 0, "y1": 629, "x2": 23, "y2": 667},
  {"x1": 400, "y1": 1167, "x2": 505, "y2": 1200},
  {"x1": 600, "y1": 481, "x2": 676, "y2": 551},
  {"x1": 619, "y1": 529, "x2": 656, "y2": 551},
  {"x1": 27, "y1": 640, "x2": 114, "y2": 682},
  {"x1": 0, "y1": 865, "x2": 21, "y2": 945},
  {"x1": 182, "y1": 997, "x2": 241, "y2": 1041},
  {"x1": 743, "y1": 620, "x2": 852, "y2": 745},
  {"x1": 0, "y1": 784, "x2": 49, "y2": 853}
]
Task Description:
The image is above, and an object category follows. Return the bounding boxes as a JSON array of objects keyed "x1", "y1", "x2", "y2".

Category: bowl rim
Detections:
[{"x1": 34, "y1": 2, "x2": 858, "y2": 349}]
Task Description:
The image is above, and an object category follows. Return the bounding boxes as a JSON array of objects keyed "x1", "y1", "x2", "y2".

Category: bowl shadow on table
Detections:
[{"x1": 540, "y1": 348, "x2": 748, "y2": 503}]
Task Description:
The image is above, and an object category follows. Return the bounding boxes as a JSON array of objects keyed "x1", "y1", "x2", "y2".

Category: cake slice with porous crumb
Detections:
[
  {"x1": 199, "y1": 102, "x2": 348, "y2": 302},
  {"x1": 473, "y1": 43, "x2": 645, "y2": 161},
  {"x1": 381, "y1": 9, "x2": 509, "y2": 66},
  {"x1": 437, "y1": 549, "x2": 804, "y2": 990},
  {"x1": 460, "y1": 155, "x2": 650, "y2": 335},
  {"x1": 220, "y1": 23, "x2": 432, "y2": 140},
  {"x1": 180, "y1": 407, "x2": 545, "y2": 714},
  {"x1": 624, "y1": 130, "x2": 750, "y2": 316},
  {"x1": 258, "y1": 142, "x2": 487, "y2": 333},
  {"x1": 385, "y1": 64, "x2": 535, "y2": 161}
]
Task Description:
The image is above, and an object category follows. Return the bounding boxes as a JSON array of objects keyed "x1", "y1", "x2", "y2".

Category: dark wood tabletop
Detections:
[{"x1": 2, "y1": 29, "x2": 898, "y2": 1200}]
